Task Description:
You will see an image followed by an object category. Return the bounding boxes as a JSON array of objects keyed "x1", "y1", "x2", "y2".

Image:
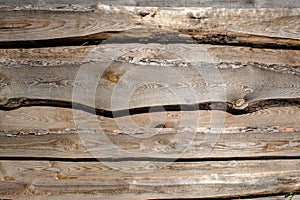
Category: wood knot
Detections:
[
  {"x1": 4, "y1": 176, "x2": 14, "y2": 181},
  {"x1": 106, "y1": 73, "x2": 119, "y2": 83},
  {"x1": 234, "y1": 98, "x2": 246, "y2": 108}
]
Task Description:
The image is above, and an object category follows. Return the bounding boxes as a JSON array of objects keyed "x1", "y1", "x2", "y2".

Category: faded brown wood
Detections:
[
  {"x1": 1, "y1": 58, "x2": 299, "y2": 113},
  {"x1": 0, "y1": 130, "x2": 300, "y2": 159},
  {"x1": 0, "y1": 160, "x2": 299, "y2": 198},
  {"x1": 0, "y1": 6, "x2": 299, "y2": 48},
  {"x1": 1, "y1": 44, "x2": 300, "y2": 66},
  {"x1": 1, "y1": 194, "x2": 299, "y2": 200},
  {"x1": 1, "y1": 106, "x2": 300, "y2": 132},
  {"x1": 2, "y1": 195, "x2": 299, "y2": 200},
  {"x1": 1, "y1": 0, "x2": 300, "y2": 8},
  {"x1": 0, "y1": 106, "x2": 299, "y2": 160},
  {"x1": 0, "y1": 3, "x2": 299, "y2": 200}
]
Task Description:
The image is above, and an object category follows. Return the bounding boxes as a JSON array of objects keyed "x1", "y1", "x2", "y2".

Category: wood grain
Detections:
[
  {"x1": 1, "y1": 106, "x2": 300, "y2": 132},
  {"x1": 0, "y1": 2, "x2": 299, "y2": 200},
  {"x1": 0, "y1": 6, "x2": 299, "y2": 48},
  {"x1": 0, "y1": 160, "x2": 299, "y2": 198},
  {"x1": 1, "y1": 194, "x2": 299, "y2": 200},
  {"x1": 1, "y1": 0, "x2": 300, "y2": 8},
  {"x1": 0, "y1": 105, "x2": 299, "y2": 160},
  {"x1": 1, "y1": 58, "x2": 299, "y2": 113},
  {"x1": 0, "y1": 128, "x2": 299, "y2": 160},
  {"x1": 1, "y1": 44, "x2": 300, "y2": 66}
]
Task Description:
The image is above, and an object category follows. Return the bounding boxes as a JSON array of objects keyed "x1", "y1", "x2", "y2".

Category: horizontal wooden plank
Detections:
[
  {"x1": 1, "y1": 106, "x2": 300, "y2": 132},
  {"x1": 0, "y1": 160, "x2": 299, "y2": 198},
  {"x1": 0, "y1": 44, "x2": 300, "y2": 111},
  {"x1": 0, "y1": 128, "x2": 299, "y2": 159},
  {"x1": 2, "y1": 194, "x2": 300, "y2": 200},
  {"x1": 0, "y1": 6, "x2": 299, "y2": 48},
  {"x1": 1, "y1": 44, "x2": 300, "y2": 66},
  {"x1": 1, "y1": 0, "x2": 299, "y2": 8},
  {"x1": 0, "y1": 105, "x2": 299, "y2": 159},
  {"x1": 1, "y1": 58, "x2": 299, "y2": 113}
]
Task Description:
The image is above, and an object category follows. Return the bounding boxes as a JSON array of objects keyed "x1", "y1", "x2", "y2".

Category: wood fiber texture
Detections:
[{"x1": 0, "y1": 2, "x2": 300, "y2": 199}]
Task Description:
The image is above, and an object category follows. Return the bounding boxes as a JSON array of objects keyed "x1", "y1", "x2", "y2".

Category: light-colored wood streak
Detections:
[
  {"x1": 0, "y1": 129, "x2": 299, "y2": 159},
  {"x1": 1, "y1": 106, "x2": 300, "y2": 132},
  {"x1": 0, "y1": 7, "x2": 299, "y2": 44},
  {"x1": 0, "y1": 160, "x2": 299, "y2": 198},
  {"x1": 1, "y1": 44, "x2": 300, "y2": 66}
]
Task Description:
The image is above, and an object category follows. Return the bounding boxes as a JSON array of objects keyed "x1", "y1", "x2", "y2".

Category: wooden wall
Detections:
[{"x1": 0, "y1": 1, "x2": 299, "y2": 199}]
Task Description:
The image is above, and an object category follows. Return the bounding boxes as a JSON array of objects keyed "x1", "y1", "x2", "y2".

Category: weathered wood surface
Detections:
[
  {"x1": 1, "y1": 0, "x2": 300, "y2": 8},
  {"x1": 1, "y1": 58, "x2": 299, "y2": 114},
  {"x1": 2, "y1": 194, "x2": 300, "y2": 200},
  {"x1": 1, "y1": 44, "x2": 300, "y2": 66},
  {"x1": 0, "y1": 6, "x2": 299, "y2": 49},
  {"x1": 0, "y1": 3, "x2": 300, "y2": 200},
  {"x1": 0, "y1": 160, "x2": 299, "y2": 199},
  {"x1": 0, "y1": 129, "x2": 299, "y2": 160},
  {"x1": 0, "y1": 106, "x2": 299, "y2": 160},
  {"x1": 0, "y1": 44, "x2": 300, "y2": 115},
  {"x1": 1, "y1": 106, "x2": 299, "y2": 132}
]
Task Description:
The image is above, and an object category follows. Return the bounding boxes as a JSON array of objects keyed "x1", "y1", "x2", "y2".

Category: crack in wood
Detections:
[
  {"x1": 0, "y1": 33, "x2": 299, "y2": 50},
  {"x1": 0, "y1": 61, "x2": 299, "y2": 116},
  {"x1": 0, "y1": 98, "x2": 299, "y2": 117}
]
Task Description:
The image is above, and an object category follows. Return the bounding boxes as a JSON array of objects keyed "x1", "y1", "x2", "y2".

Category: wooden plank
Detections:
[
  {"x1": 1, "y1": 44, "x2": 300, "y2": 66},
  {"x1": 0, "y1": 160, "x2": 299, "y2": 198},
  {"x1": 1, "y1": 57, "x2": 299, "y2": 113},
  {"x1": 0, "y1": 6, "x2": 299, "y2": 48},
  {"x1": 1, "y1": 0, "x2": 299, "y2": 8},
  {"x1": 1, "y1": 194, "x2": 300, "y2": 200},
  {"x1": 1, "y1": 106, "x2": 300, "y2": 132},
  {"x1": 0, "y1": 105, "x2": 299, "y2": 159},
  {"x1": 0, "y1": 127, "x2": 299, "y2": 159}
]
